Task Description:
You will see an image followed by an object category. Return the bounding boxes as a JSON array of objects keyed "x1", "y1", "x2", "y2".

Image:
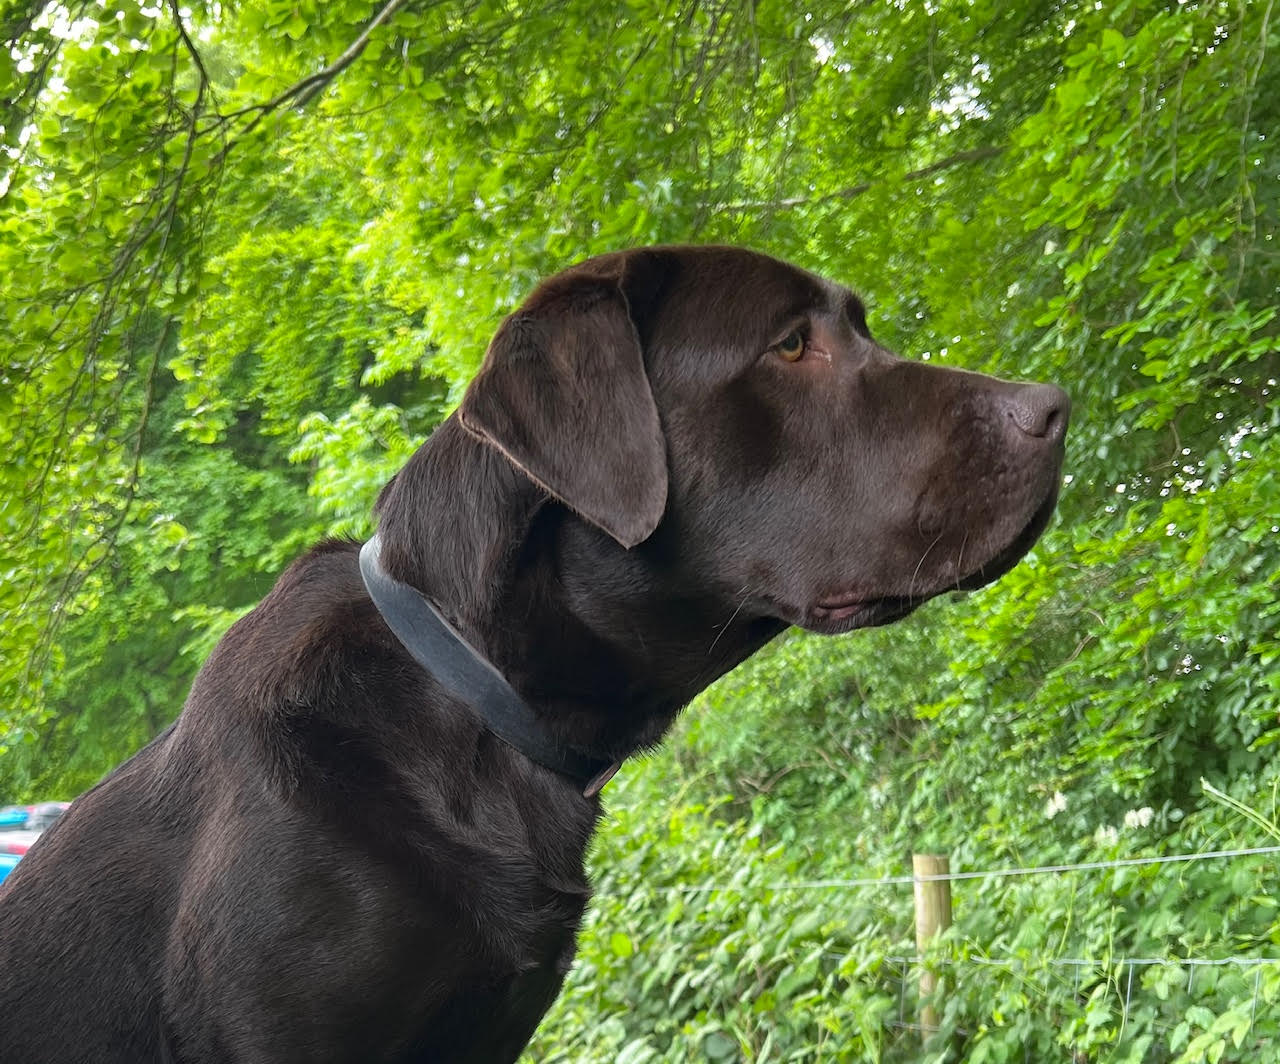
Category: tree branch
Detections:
[
  {"x1": 716, "y1": 145, "x2": 1007, "y2": 212},
  {"x1": 168, "y1": 0, "x2": 212, "y2": 95},
  {"x1": 211, "y1": 0, "x2": 414, "y2": 154}
]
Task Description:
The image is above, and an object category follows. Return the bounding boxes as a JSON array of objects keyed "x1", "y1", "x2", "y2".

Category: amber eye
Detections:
[{"x1": 774, "y1": 330, "x2": 805, "y2": 362}]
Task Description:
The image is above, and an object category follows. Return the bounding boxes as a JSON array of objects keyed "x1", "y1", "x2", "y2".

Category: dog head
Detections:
[{"x1": 460, "y1": 245, "x2": 1068, "y2": 635}]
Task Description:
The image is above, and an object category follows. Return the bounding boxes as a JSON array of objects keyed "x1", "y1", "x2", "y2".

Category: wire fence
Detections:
[
  {"x1": 655, "y1": 841, "x2": 1280, "y2": 1050},
  {"x1": 668, "y1": 843, "x2": 1280, "y2": 893}
]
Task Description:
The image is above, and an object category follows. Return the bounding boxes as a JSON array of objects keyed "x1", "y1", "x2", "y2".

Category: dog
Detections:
[{"x1": 0, "y1": 246, "x2": 1068, "y2": 1062}]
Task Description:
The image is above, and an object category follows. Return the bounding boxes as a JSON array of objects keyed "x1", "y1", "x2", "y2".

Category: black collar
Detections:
[{"x1": 358, "y1": 535, "x2": 620, "y2": 797}]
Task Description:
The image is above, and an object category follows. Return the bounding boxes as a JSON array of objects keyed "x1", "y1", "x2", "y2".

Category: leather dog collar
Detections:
[{"x1": 359, "y1": 535, "x2": 620, "y2": 798}]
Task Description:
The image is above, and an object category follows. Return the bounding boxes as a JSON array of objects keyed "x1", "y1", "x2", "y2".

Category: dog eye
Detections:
[{"x1": 773, "y1": 330, "x2": 806, "y2": 362}]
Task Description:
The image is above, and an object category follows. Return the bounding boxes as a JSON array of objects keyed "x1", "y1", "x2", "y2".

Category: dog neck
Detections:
[
  {"x1": 358, "y1": 532, "x2": 621, "y2": 795},
  {"x1": 373, "y1": 416, "x2": 784, "y2": 764}
]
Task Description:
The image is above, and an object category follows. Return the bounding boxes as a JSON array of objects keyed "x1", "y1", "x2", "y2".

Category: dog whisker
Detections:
[
  {"x1": 909, "y1": 531, "x2": 945, "y2": 600},
  {"x1": 954, "y1": 531, "x2": 970, "y2": 590},
  {"x1": 708, "y1": 586, "x2": 752, "y2": 655}
]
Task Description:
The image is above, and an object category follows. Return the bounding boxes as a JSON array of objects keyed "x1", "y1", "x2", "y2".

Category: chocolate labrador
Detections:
[{"x1": 0, "y1": 246, "x2": 1068, "y2": 1062}]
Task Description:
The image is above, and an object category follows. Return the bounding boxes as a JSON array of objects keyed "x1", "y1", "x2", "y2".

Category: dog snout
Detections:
[{"x1": 1002, "y1": 382, "x2": 1070, "y2": 443}]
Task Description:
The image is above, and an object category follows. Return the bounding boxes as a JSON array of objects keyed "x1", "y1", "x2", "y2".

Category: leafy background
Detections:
[{"x1": 2, "y1": 0, "x2": 1277, "y2": 1059}]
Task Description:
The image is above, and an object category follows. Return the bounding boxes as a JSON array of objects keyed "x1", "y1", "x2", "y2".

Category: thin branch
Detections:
[
  {"x1": 14, "y1": 3, "x2": 215, "y2": 693},
  {"x1": 9, "y1": 0, "x2": 427, "y2": 726},
  {"x1": 168, "y1": 0, "x2": 212, "y2": 95},
  {"x1": 297, "y1": 0, "x2": 413, "y2": 107},
  {"x1": 716, "y1": 144, "x2": 1007, "y2": 212},
  {"x1": 213, "y1": 0, "x2": 415, "y2": 158},
  {"x1": 1231, "y1": 0, "x2": 1274, "y2": 298}
]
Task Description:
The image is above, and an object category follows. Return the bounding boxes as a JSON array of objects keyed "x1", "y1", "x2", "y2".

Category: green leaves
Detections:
[{"x1": 3, "y1": 0, "x2": 1279, "y2": 1056}]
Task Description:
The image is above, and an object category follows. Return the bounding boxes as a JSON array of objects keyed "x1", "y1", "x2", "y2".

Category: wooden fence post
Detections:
[{"x1": 913, "y1": 853, "x2": 953, "y2": 1040}]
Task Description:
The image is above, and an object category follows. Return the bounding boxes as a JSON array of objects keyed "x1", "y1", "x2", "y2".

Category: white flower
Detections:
[
  {"x1": 1124, "y1": 806, "x2": 1155, "y2": 829},
  {"x1": 1094, "y1": 825, "x2": 1119, "y2": 846},
  {"x1": 1044, "y1": 791, "x2": 1068, "y2": 819}
]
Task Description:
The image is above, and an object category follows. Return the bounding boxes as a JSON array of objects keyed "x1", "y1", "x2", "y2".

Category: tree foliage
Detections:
[{"x1": 2, "y1": 0, "x2": 1278, "y2": 1057}]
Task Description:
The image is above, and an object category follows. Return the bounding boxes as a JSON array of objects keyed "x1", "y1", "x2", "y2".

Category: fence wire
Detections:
[
  {"x1": 654, "y1": 843, "x2": 1280, "y2": 1048},
  {"x1": 668, "y1": 843, "x2": 1280, "y2": 893}
]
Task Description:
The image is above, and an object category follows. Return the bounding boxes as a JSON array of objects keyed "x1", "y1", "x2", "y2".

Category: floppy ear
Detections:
[{"x1": 458, "y1": 255, "x2": 669, "y2": 549}]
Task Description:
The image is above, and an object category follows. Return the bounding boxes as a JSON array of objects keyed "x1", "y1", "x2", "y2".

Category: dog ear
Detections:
[{"x1": 458, "y1": 253, "x2": 669, "y2": 549}]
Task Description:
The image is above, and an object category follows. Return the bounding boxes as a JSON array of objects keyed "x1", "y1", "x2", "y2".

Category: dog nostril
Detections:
[{"x1": 1007, "y1": 383, "x2": 1070, "y2": 442}]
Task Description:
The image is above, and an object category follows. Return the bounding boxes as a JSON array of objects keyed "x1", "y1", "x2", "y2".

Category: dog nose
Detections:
[{"x1": 1005, "y1": 383, "x2": 1070, "y2": 443}]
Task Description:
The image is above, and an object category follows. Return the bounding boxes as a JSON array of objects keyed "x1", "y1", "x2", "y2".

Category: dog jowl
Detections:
[{"x1": 0, "y1": 246, "x2": 1067, "y2": 1063}]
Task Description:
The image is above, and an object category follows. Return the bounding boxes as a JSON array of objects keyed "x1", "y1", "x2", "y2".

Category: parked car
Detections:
[{"x1": 0, "y1": 802, "x2": 70, "y2": 885}]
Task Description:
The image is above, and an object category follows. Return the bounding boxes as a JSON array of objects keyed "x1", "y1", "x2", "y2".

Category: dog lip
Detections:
[
  {"x1": 800, "y1": 594, "x2": 921, "y2": 633},
  {"x1": 812, "y1": 591, "x2": 875, "y2": 611}
]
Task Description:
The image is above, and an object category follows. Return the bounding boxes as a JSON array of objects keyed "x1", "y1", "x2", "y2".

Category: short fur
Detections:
[{"x1": 0, "y1": 246, "x2": 1068, "y2": 1062}]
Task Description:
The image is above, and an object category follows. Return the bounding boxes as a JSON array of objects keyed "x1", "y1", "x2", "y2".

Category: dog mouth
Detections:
[
  {"x1": 806, "y1": 593, "x2": 920, "y2": 632},
  {"x1": 798, "y1": 481, "x2": 1061, "y2": 636}
]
